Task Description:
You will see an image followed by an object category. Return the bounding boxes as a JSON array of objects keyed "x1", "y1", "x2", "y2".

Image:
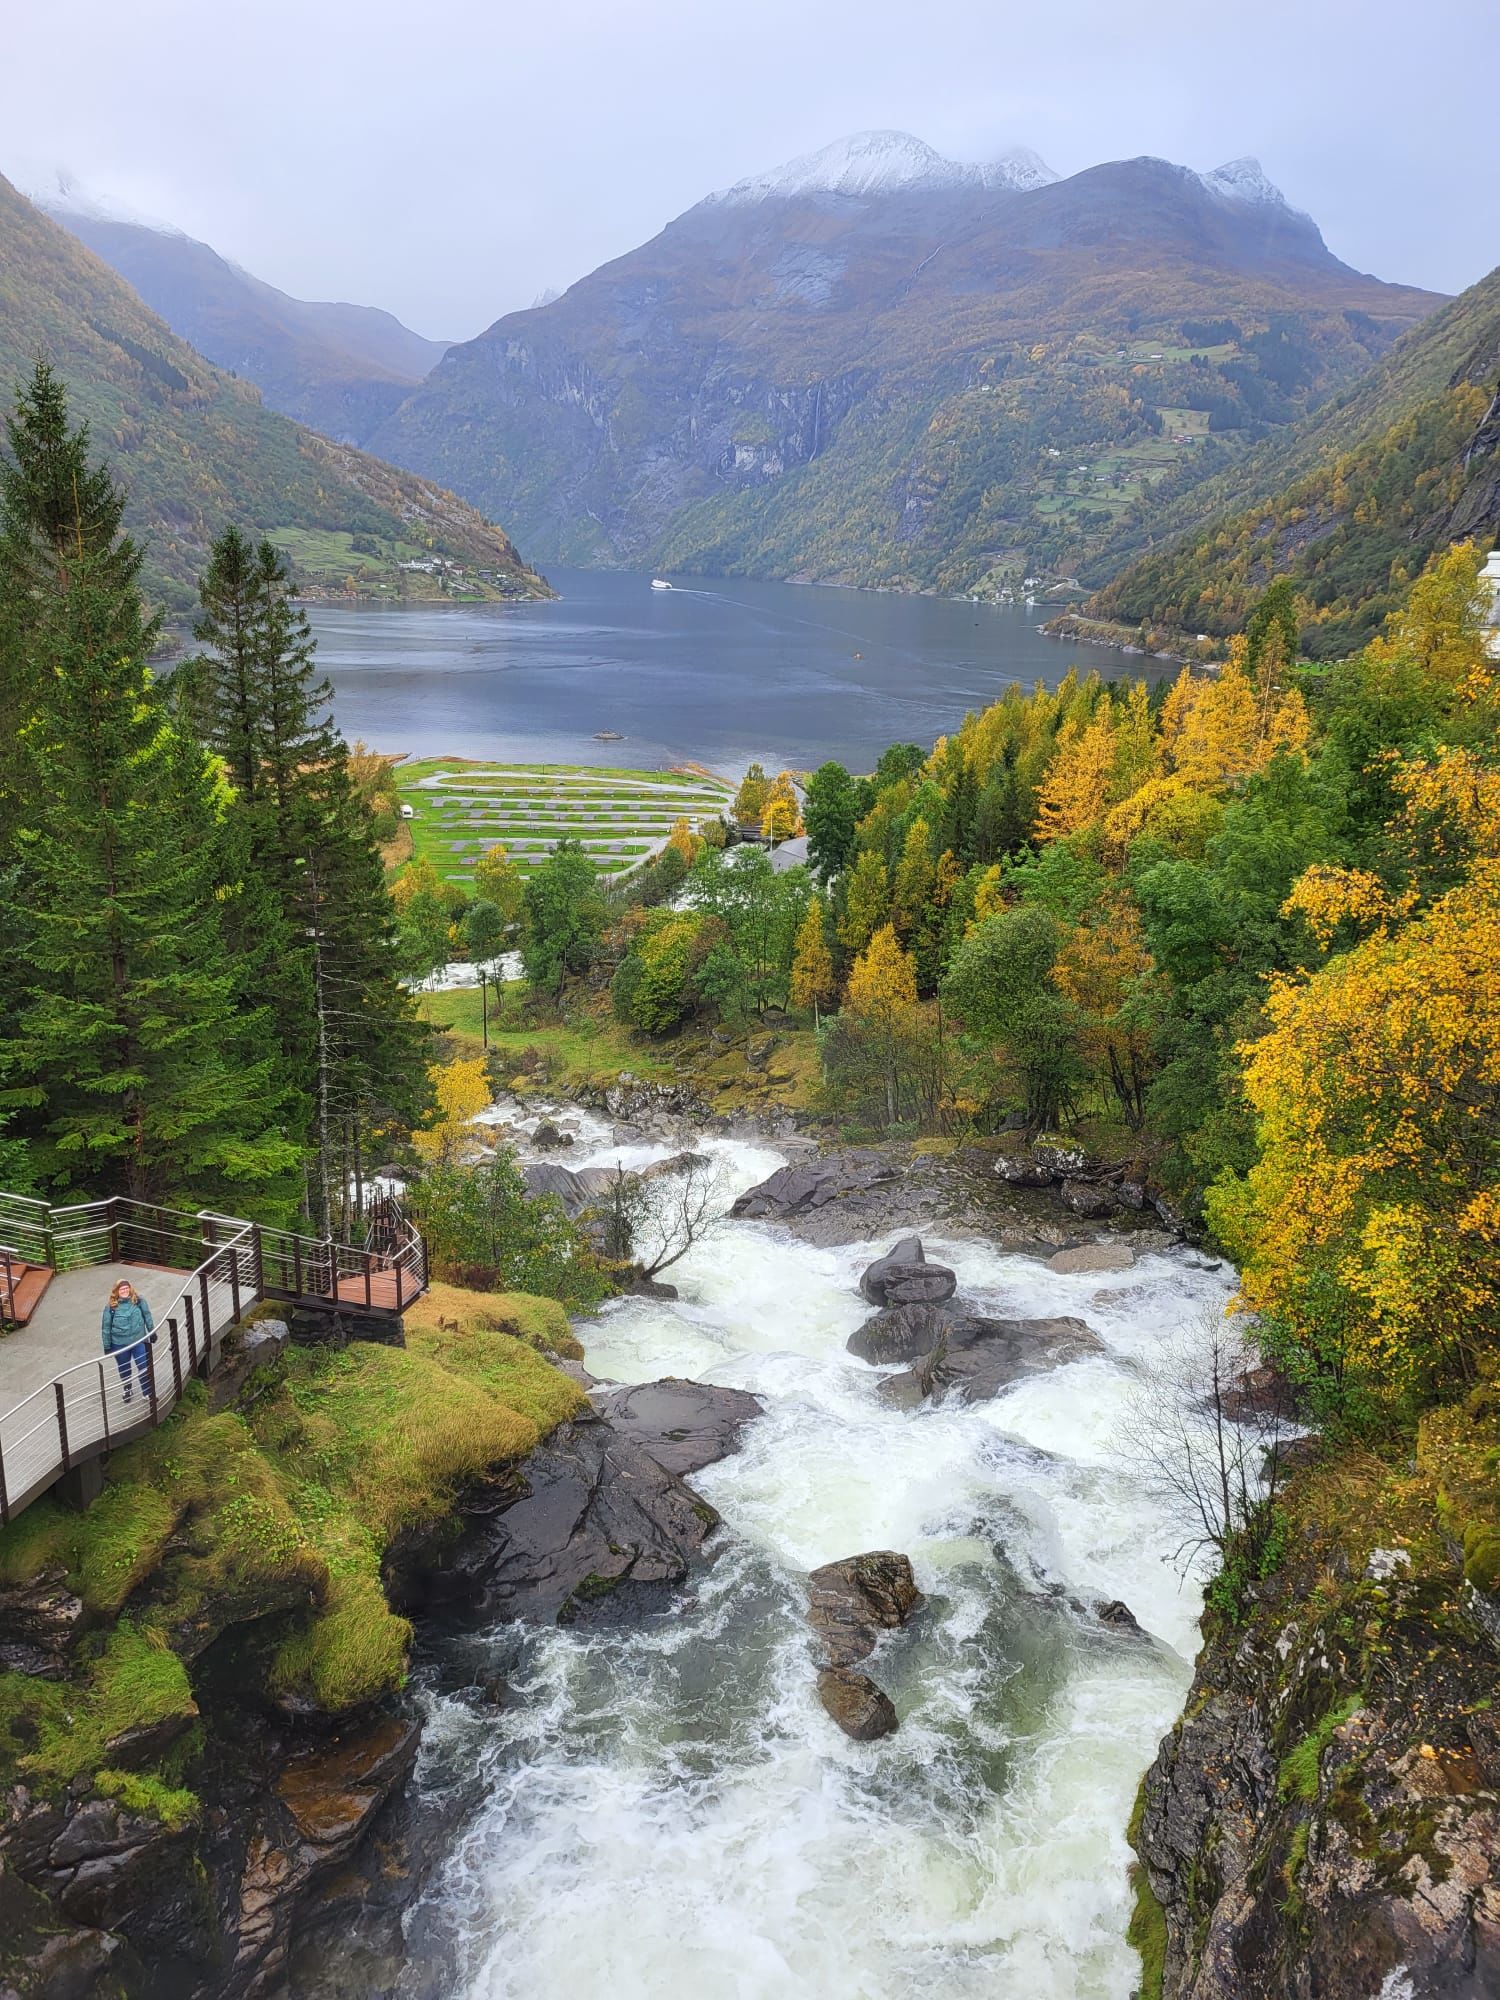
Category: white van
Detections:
[{"x1": 399, "y1": 803, "x2": 415, "y2": 820}]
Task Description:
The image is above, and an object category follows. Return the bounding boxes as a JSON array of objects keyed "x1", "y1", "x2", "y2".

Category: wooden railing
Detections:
[{"x1": 0, "y1": 1193, "x2": 426, "y2": 1526}]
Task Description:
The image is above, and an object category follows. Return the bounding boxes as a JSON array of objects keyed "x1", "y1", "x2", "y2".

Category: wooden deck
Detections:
[{"x1": 0, "y1": 1262, "x2": 53, "y2": 1327}]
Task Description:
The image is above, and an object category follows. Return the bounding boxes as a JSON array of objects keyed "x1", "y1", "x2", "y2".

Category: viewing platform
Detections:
[{"x1": 0, "y1": 1191, "x2": 427, "y2": 1526}]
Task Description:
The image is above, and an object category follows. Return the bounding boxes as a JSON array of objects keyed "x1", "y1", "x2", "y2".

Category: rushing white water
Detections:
[{"x1": 402, "y1": 1125, "x2": 1232, "y2": 2000}]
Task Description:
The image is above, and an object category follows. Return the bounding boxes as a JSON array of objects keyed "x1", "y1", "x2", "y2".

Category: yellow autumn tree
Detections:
[
  {"x1": 733, "y1": 762, "x2": 771, "y2": 824},
  {"x1": 890, "y1": 817, "x2": 936, "y2": 936},
  {"x1": 760, "y1": 772, "x2": 803, "y2": 846},
  {"x1": 1052, "y1": 897, "x2": 1155, "y2": 1127},
  {"x1": 843, "y1": 925, "x2": 923, "y2": 1125},
  {"x1": 790, "y1": 895, "x2": 837, "y2": 1020},
  {"x1": 667, "y1": 816, "x2": 698, "y2": 864},
  {"x1": 412, "y1": 1057, "x2": 492, "y2": 1165},
  {"x1": 1035, "y1": 708, "x2": 1116, "y2": 840},
  {"x1": 839, "y1": 849, "x2": 889, "y2": 954},
  {"x1": 474, "y1": 843, "x2": 525, "y2": 925},
  {"x1": 1208, "y1": 749, "x2": 1500, "y2": 1401}
]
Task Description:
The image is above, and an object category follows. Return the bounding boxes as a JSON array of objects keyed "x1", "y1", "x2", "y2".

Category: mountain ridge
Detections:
[
  {"x1": 361, "y1": 143, "x2": 1442, "y2": 594},
  {"x1": 0, "y1": 172, "x2": 547, "y2": 609},
  {"x1": 38, "y1": 198, "x2": 449, "y2": 445}
]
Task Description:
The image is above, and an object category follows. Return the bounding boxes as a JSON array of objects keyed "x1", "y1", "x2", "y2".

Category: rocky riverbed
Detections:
[{"x1": 308, "y1": 1103, "x2": 1235, "y2": 2000}]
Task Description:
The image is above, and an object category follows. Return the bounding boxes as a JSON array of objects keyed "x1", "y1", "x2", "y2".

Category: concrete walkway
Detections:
[{"x1": 1, "y1": 1263, "x2": 186, "y2": 1415}]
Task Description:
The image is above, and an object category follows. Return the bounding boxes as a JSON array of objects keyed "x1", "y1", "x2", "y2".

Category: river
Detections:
[
  {"x1": 310, "y1": 568, "x2": 1149, "y2": 774},
  {"x1": 394, "y1": 1112, "x2": 1226, "y2": 2000}
]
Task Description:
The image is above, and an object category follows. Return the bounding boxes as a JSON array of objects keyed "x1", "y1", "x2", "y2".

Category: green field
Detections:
[{"x1": 396, "y1": 758, "x2": 735, "y2": 884}]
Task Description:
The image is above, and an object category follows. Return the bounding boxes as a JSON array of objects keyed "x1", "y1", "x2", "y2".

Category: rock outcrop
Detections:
[
  {"x1": 877, "y1": 1313, "x2": 1103, "y2": 1407},
  {"x1": 858, "y1": 1235, "x2": 957, "y2": 1307},
  {"x1": 846, "y1": 1299, "x2": 955, "y2": 1365},
  {"x1": 1134, "y1": 1543, "x2": 1500, "y2": 1997},
  {"x1": 387, "y1": 1414, "x2": 720, "y2": 1625},
  {"x1": 589, "y1": 1377, "x2": 765, "y2": 1476}
]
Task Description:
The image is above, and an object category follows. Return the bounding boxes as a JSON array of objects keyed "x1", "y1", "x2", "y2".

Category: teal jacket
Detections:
[{"x1": 101, "y1": 1297, "x2": 154, "y2": 1352}]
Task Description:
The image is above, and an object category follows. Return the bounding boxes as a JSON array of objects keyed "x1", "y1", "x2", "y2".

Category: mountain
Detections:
[
  {"x1": 38, "y1": 192, "x2": 449, "y2": 446},
  {"x1": 362, "y1": 134, "x2": 1443, "y2": 595},
  {"x1": 1082, "y1": 264, "x2": 1500, "y2": 655},
  {"x1": 0, "y1": 173, "x2": 547, "y2": 609}
]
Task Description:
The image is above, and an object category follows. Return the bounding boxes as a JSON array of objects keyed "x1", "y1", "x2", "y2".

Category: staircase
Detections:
[{"x1": 0, "y1": 1192, "x2": 427, "y2": 1526}]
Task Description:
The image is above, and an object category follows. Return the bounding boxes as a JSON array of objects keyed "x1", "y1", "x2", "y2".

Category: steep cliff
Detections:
[{"x1": 1132, "y1": 1390, "x2": 1500, "y2": 1999}]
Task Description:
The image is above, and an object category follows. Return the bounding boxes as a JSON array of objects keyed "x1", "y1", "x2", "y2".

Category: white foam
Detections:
[{"x1": 407, "y1": 1144, "x2": 1217, "y2": 1997}]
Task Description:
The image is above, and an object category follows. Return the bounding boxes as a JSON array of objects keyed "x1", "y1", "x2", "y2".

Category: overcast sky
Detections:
[{"x1": 6, "y1": 0, "x2": 1491, "y2": 341}]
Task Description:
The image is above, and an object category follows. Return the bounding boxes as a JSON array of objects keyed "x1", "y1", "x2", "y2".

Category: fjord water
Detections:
[
  {"x1": 310, "y1": 568, "x2": 1146, "y2": 773},
  {"x1": 402, "y1": 1125, "x2": 1228, "y2": 2000}
]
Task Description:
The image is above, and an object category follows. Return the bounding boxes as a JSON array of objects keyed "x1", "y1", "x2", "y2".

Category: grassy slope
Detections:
[
  {"x1": 0, "y1": 1290, "x2": 586, "y2": 1812},
  {"x1": 0, "y1": 173, "x2": 550, "y2": 612},
  {"x1": 1085, "y1": 265, "x2": 1500, "y2": 654}
]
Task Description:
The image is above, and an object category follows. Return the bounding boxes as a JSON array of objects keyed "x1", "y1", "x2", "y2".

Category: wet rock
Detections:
[
  {"x1": 388, "y1": 1418, "x2": 720, "y2": 1625},
  {"x1": 100, "y1": 1709, "x2": 199, "y2": 1772},
  {"x1": 210, "y1": 1319, "x2": 290, "y2": 1410},
  {"x1": 276, "y1": 1719, "x2": 419, "y2": 1855},
  {"x1": 806, "y1": 1551, "x2": 923, "y2": 1668},
  {"x1": 530, "y1": 1118, "x2": 572, "y2": 1150},
  {"x1": 730, "y1": 1150, "x2": 898, "y2": 1222},
  {"x1": 589, "y1": 1377, "x2": 765, "y2": 1477},
  {"x1": 1097, "y1": 1599, "x2": 1146, "y2": 1636},
  {"x1": 846, "y1": 1299, "x2": 955, "y2": 1365},
  {"x1": 637, "y1": 1150, "x2": 711, "y2": 1182},
  {"x1": 0, "y1": 1568, "x2": 85, "y2": 1679},
  {"x1": 1059, "y1": 1178, "x2": 1116, "y2": 1219},
  {"x1": 858, "y1": 1236, "x2": 957, "y2": 1307},
  {"x1": 521, "y1": 1161, "x2": 625, "y2": 1217},
  {"x1": 816, "y1": 1669, "x2": 898, "y2": 1741},
  {"x1": 880, "y1": 1314, "x2": 1104, "y2": 1406},
  {"x1": 1046, "y1": 1243, "x2": 1135, "y2": 1275},
  {"x1": 1221, "y1": 1361, "x2": 1299, "y2": 1423}
]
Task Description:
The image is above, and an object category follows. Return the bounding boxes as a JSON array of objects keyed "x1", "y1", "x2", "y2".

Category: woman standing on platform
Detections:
[{"x1": 101, "y1": 1280, "x2": 154, "y2": 1403}]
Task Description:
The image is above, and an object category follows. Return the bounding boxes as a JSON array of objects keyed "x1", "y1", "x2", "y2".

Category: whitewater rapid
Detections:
[{"x1": 402, "y1": 1120, "x2": 1231, "y2": 1999}]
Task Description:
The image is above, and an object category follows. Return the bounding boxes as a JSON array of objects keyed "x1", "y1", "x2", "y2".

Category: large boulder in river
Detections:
[
  {"x1": 846, "y1": 1300, "x2": 954, "y2": 1365},
  {"x1": 386, "y1": 1415, "x2": 718, "y2": 1625},
  {"x1": 879, "y1": 1314, "x2": 1104, "y2": 1408},
  {"x1": 1046, "y1": 1243, "x2": 1135, "y2": 1275},
  {"x1": 806, "y1": 1551, "x2": 923, "y2": 1667},
  {"x1": 730, "y1": 1150, "x2": 896, "y2": 1223},
  {"x1": 521, "y1": 1161, "x2": 625, "y2": 1218},
  {"x1": 817, "y1": 1668, "x2": 898, "y2": 1742},
  {"x1": 589, "y1": 1377, "x2": 764, "y2": 1477},
  {"x1": 858, "y1": 1236, "x2": 957, "y2": 1307}
]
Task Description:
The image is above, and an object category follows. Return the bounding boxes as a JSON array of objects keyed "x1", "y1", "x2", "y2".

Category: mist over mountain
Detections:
[
  {"x1": 40, "y1": 193, "x2": 449, "y2": 444},
  {"x1": 355, "y1": 131, "x2": 1442, "y2": 594},
  {"x1": 0, "y1": 173, "x2": 546, "y2": 607}
]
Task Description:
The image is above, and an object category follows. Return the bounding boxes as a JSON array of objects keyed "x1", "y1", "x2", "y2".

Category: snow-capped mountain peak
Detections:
[
  {"x1": 708, "y1": 130, "x2": 1057, "y2": 205},
  {"x1": 19, "y1": 164, "x2": 184, "y2": 237},
  {"x1": 981, "y1": 146, "x2": 1060, "y2": 193},
  {"x1": 1198, "y1": 157, "x2": 1299, "y2": 213}
]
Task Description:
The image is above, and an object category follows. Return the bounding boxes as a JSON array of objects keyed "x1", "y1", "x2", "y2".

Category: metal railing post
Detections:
[
  {"x1": 293, "y1": 1235, "x2": 303, "y2": 1297},
  {"x1": 229, "y1": 1250, "x2": 241, "y2": 1326},
  {"x1": 185, "y1": 1294, "x2": 198, "y2": 1374},
  {"x1": 200, "y1": 1268, "x2": 212, "y2": 1341},
  {"x1": 99, "y1": 1363, "x2": 111, "y2": 1450},
  {"x1": 0, "y1": 1438, "x2": 9, "y2": 1525},
  {"x1": 252, "y1": 1225, "x2": 265, "y2": 1301},
  {"x1": 364, "y1": 1252, "x2": 373, "y2": 1308},
  {"x1": 54, "y1": 1382, "x2": 70, "y2": 1472},
  {"x1": 168, "y1": 1318, "x2": 183, "y2": 1400},
  {"x1": 145, "y1": 1339, "x2": 159, "y2": 1425}
]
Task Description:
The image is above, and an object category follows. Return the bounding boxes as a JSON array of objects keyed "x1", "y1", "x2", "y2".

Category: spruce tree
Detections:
[
  {"x1": 185, "y1": 531, "x2": 427, "y2": 1232},
  {"x1": 1, "y1": 378, "x2": 299, "y2": 1206}
]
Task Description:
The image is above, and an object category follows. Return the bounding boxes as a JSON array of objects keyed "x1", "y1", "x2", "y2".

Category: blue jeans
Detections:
[{"x1": 113, "y1": 1341, "x2": 150, "y2": 1399}]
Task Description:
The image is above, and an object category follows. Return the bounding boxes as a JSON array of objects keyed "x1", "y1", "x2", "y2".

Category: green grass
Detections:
[
  {"x1": 0, "y1": 1297, "x2": 588, "y2": 1797},
  {"x1": 1126, "y1": 1779, "x2": 1167, "y2": 2000},
  {"x1": 416, "y1": 988, "x2": 677, "y2": 1085},
  {"x1": 395, "y1": 758, "x2": 732, "y2": 885},
  {"x1": 1278, "y1": 1694, "x2": 1364, "y2": 1802}
]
